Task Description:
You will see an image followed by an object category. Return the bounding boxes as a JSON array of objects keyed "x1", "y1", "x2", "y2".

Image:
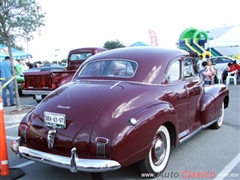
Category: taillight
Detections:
[{"x1": 19, "y1": 124, "x2": 28, "y2": 142}]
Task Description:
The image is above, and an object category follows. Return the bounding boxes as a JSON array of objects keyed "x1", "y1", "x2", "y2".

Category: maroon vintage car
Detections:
[{"x1": 11, "y1": 47, "x2": 229, "y2": 177}]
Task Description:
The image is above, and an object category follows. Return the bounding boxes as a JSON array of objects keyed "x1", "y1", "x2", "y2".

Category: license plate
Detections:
[
  {"x1": 44, "y1": 111, "x2": 66, "y2": 129},
  {"x1": 35, "y1": 95, "x2": 42, "y2": 100}
]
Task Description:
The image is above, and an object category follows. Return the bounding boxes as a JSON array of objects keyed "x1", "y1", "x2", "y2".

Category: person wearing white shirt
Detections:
[{"x1": 197, "y1": 55, "x2": 206, "y2": 75}]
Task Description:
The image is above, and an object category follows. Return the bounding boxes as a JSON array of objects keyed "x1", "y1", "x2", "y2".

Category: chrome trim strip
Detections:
[
  {"x1": 179, "y1": 127, "x2": 202, "y2": 145},
  {"x1": 179, "y1": 119, "x2": 217, "y2": 145},
  {"x1": 201, "y1": 119, "x2": 217, "y2": 129},
  {"x1": 12, "y1": 138, "x2": 121, "y2": 173},
  {"x1": 110, "y1": 81, "x2": 121, "y2": 89},
  {"x1": 22, "y1": 90, "x2": 52, "y2": 95}
]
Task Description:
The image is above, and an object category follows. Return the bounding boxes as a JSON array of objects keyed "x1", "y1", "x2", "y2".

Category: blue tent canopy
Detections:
[
  {"x1": 129, "y1": 41, "x2": 149, "y2": 47},
  {"x1": 0, "y1": 44, "x2": 32, "y2": 60}
]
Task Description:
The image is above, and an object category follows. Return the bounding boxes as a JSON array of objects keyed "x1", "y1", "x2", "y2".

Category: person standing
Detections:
[
  {"x1": 197, "y1": 55, "x2": 206, "y2": 76},
  {"x1": 202, "y1": 61, "x2": 213, "y2": 85},
  {"x1": 15, "y1": 59, "x2": 23, "y2": 76},
  {"x1": 0, "y1": 56, "x2": 15, "y2": 106},
  {"x1": 26, "y1": 60, "x2": 33, "y2": 68},
  {"x1": 207, "y1": 59, "x2": 217, "y2": 84}
]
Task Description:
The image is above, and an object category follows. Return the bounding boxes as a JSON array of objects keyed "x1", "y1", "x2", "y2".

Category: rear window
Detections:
[
  {"x1": 78, "y1": 60, "x2": 138, "y2": 78},
  {"x1": 70, "y1": 52, "x2": 93, "y2": 61}
]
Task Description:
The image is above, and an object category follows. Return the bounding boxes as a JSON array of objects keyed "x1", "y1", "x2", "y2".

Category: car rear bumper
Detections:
[
  {"x1": 11, "y1": 137, "x2": 121, "y2": 173},
  {"x1": 22, "y1": 90, "x2": 52, "y2": 95}
]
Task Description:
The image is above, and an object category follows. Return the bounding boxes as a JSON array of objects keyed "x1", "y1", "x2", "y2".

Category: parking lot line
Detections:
[
  {"x1": 13, "y1": 161, "x2": 35, "y2": 168},
  {"x1": 6, "y1": 135, "x2": 17, "y2": 140},
  {"x1": 5, "y1": 124, "x2": 19, "y2": 129},
  {"x1": 214, "y1": 152, "x2": 240, "y2": 180}
]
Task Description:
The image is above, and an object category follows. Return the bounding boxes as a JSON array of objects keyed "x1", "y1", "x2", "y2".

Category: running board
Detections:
[{"x1": 179, "y1": 119, "x2": 217, "y2": 145}]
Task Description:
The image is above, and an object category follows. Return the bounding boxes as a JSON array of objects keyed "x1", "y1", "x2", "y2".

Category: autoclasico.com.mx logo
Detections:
[{"x1": 141, "y1": 170, "x2": 239, "y2": 178}]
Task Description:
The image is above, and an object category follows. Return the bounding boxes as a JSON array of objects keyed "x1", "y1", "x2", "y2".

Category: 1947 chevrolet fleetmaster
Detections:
[{"x1": 11, "y1": 47, "x2": 229, "y2": 177}]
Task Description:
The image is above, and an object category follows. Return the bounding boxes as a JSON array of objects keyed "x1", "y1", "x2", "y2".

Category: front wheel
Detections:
[
  {"x1": 211, "y1": 102, "x2": 224, "y2": 129},
  {"x1": 138, "y1": 125, "x2": 171, "y2": 177}
]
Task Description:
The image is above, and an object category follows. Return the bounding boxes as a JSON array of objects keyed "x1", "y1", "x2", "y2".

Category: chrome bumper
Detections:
[
  {"x1": 22, "y1": 90, "x2": 51, "y2": 95},
  {"x1": 11, "y1": 137, "x2": 121, "y2": 173}
]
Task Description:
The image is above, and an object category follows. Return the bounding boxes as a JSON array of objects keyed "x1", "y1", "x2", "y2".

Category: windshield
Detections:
[{"x1": 77, "y1": 59, "x2": 138, "y2": 78}]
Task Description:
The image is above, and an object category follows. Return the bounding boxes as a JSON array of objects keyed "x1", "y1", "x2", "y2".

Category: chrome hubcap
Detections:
[
  {"x1": 154, "y1": 139, "x2": 164, "y2": 158},
  {"x1": 152, "y1": 133, "x2": 166, "y2": 165}
]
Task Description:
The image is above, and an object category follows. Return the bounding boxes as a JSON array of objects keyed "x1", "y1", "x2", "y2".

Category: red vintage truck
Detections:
[{"x1": 22, "y1": 47, "x2": 106, "y2": 102}]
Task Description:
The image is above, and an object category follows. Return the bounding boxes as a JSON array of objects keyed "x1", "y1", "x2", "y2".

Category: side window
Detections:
[
  {"x1": 167, "y1": 60, "x2": 180, "y2": 82},
  {"x1": 184, "y1": 58, "x2": 197, "y2": 78}
]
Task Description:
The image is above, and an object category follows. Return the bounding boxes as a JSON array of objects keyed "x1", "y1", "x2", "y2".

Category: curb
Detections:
[
  {"x1": 4, "y1": 113, "x2": 27, "y2": 124},
  {"x1": 3, "y1": 105, "x2": 34, "y2": 124}
]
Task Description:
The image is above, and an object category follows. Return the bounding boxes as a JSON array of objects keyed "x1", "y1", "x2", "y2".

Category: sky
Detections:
[{"x1": 19, "y1": 0, "x2": 240, "y2": 61}]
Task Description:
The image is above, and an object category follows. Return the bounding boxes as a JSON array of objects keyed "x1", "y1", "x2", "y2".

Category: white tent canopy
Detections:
[{"x1": 205, "y1": 25, "x2": 240, "y2": 48}]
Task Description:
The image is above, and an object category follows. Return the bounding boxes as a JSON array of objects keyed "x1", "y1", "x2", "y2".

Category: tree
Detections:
[
  {"x1": 103, "y1": 39, "x2": 126, "y2": 50},
  {"x1": 61, "y1": 59, "x2": 67, "y2": 63},
  {"x1": 0, "y1": 0, "x2": 45, "y2": 110},
  {"x1": 12, "y1": 44, "x2": 25, "y2": 52}
]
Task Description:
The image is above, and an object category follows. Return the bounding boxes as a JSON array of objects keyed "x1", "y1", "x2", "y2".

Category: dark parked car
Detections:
[
  {"x1": 21, "y1": 66, "x2": 66, "y2": 101},
  {"x1": 11, "y1": 47, "x2": 229, "y2": 177},
  {"x1": 16, "y1": 67, "x2": 66, "y2": 95}
]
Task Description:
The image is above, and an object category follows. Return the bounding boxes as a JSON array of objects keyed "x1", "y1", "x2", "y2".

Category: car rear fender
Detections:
[
  {"x1": 200, "y1": 85, "x2": 229, "y2": 125},
  {"x1": 111, "y1": 102, "x2": 178, "y2": 167}
]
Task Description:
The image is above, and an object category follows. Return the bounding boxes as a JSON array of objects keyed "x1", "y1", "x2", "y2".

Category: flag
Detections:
[{"x1": 148, "y1": 30, "x2": 158, "y2": 46}]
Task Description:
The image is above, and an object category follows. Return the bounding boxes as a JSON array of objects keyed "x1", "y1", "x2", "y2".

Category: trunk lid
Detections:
[{"x1": 26, "y1": 80, "x2": 123, "y2": 155}]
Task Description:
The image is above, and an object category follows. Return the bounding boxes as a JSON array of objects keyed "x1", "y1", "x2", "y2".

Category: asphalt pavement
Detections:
[{"x1": 3, "y1": 105, "x2": 34, "y2": 124}]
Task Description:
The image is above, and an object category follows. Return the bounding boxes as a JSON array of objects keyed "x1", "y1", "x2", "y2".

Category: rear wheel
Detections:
[
  {"x1": 138, "y1": 125, "x2": 171, "y2": 177},
  {"x1": 212, "y1": 102, "x2": 224, "y2": 129}
]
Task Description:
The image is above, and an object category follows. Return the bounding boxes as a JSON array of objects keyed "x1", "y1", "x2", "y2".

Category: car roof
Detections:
[
  {"x1": 77, "y1": 47, "x2": 190, "y2": 84},
  {"x1": 69, "y1": 47, "x2": 107, "y2": 54},
  {"x1": 89, "y1": 47, "x2": 188, "y2": 64}
]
